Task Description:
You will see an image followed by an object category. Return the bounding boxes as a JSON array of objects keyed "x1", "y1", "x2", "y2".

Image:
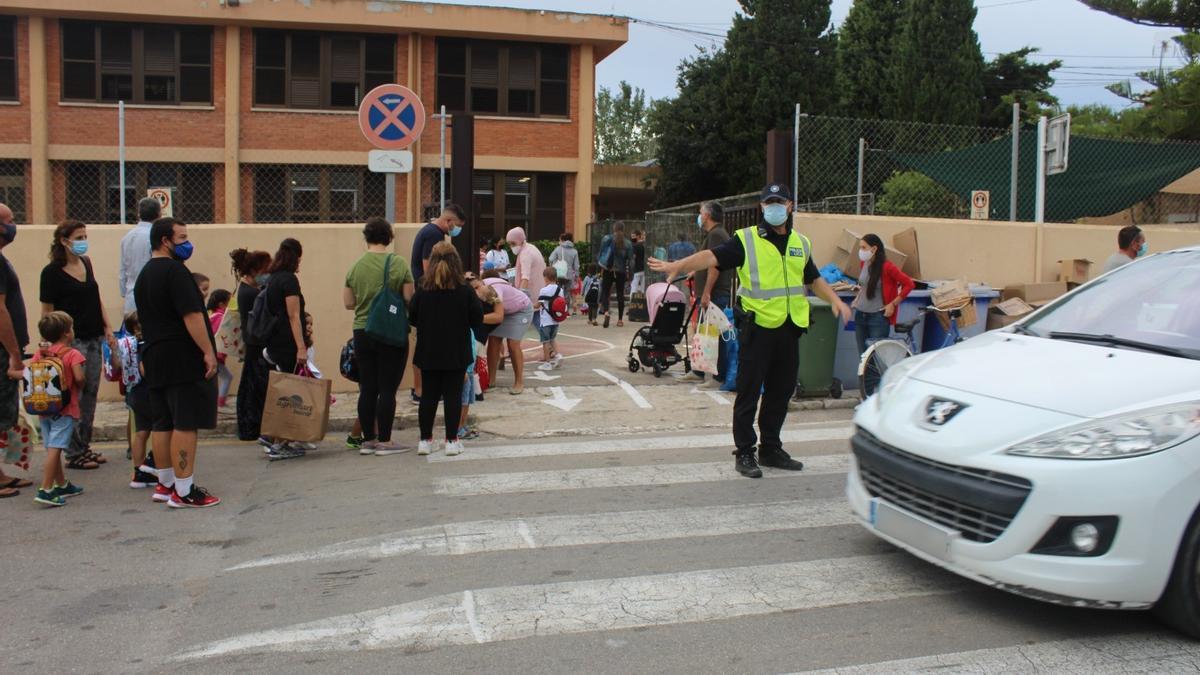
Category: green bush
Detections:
[{"x1": 876, "y1": 171, "x2": 965, "y2": 219}]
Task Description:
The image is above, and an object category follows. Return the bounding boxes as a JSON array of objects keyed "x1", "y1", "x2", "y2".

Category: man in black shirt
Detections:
[
  {"x1": 629, "y1": 230, "x2": 647, "y2": 295},
  {"x1": 133, "y1": 218, "x2": 221, "y2": 508},
  {"x1": 651, "y1": 183, "x2": 850, "y2": 478},
  {"x1": 0, "y1": 204, "x2": 29, "y2": 497}
]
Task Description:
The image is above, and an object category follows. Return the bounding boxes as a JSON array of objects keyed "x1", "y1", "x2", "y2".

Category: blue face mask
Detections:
[
  {"x1": 763, "y1": 203, "x2": 789, "y2": 227},
  {"x1": 70, "y1": 240, "x2": 89, "y2": 256},
  {"x1": 172, "y1": 240, "x2": 194, "y2": 261},
  {"x1": 255, "y1": 273, "x2": 270, "y2": 286},
  {"x1": 1137, "y1": 242, "x2": 1148, "y2": 257},
  {"x1": 696, "y1": 214, "x2": 704, "y2": 229},
  {"x1": 450, "y1": 225, "x2": 463, "y2": 238}
]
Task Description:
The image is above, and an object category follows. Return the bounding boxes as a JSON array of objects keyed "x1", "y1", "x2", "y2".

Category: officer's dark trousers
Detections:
[{"x1": 732, "y1": 321, "x2": 800, "y2": 456}]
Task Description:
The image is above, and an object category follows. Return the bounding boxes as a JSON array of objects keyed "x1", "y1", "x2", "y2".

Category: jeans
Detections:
[
  {"x1": 419, "y1": 369, "x2": 464, "y2": 442},
  {"x1": 67, "y1": 336, "x2": 103, "y2": 458},
  {"x1": 854, "y1": 310, "x2": 891, "y2": 356},
  {"x1": 354, "y1": 330, "x2": 409, "y2": 443},
  {"x1": 629, "y1": 272, "x2": 646, "y2": 295}
]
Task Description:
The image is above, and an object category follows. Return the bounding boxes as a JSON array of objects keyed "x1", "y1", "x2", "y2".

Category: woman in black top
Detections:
[
  {"x1": 230, "y1": 248, "x2": 272, "y2": 441},
  {"x1": 263, "y1": 239, "x2": 307, "y2": 374},
  {"x1": 40, "y1": 220, "x2": 119, "y2": 470},
  {"x1": 409, "y1": 242, "x2": 484, "y2": 455}
]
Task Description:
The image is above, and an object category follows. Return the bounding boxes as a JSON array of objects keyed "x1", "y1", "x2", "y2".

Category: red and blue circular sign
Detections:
[{"x1": 358, "y1": 84, "x2": 426, "y2": 151}]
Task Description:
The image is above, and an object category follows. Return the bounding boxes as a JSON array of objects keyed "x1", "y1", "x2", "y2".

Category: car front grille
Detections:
[{"x1": 853, "y1": 429, "x2": 1032, "y2": 543}]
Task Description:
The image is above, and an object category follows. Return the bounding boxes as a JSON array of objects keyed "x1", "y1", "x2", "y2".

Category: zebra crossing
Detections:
[{"x1": 178, "y1": 420, "x2": 1195, "y2": 671}]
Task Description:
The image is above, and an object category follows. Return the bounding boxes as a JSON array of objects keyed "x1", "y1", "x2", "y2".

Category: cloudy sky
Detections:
[{"x1": 429, "y1": 0, "x2": 1180, "y2": 110}]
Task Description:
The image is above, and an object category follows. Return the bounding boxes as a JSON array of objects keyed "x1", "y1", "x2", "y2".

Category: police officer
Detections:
[{"x1": 649, "y1": 183, "x2": 850, "y2": 478}]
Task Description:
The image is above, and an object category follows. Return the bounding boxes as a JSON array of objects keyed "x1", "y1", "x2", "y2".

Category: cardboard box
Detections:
[
  {"x1": 891, "y1": 227, "x2": 922, "y2": 279},
  {"x1": 1001, "y1": 282, "x2": 1068, "y2": 305},
  {"x1": 833, "y1": 229, "x2": 909, "y2": 278},
  {"x1": 930, "y1": 279, "x2": 974, "y2": 331},
  {"x1": 1057, "y1": 258, "x2": 1093, "y2": 285},
  {"x1": 986, "y1": 297, "x2": 1035, "y2": 331}
]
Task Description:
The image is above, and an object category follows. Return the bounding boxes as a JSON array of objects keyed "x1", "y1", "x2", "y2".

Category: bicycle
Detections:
[{"x1": 857, "y1": 303, "x2": 968, "y2": 398}]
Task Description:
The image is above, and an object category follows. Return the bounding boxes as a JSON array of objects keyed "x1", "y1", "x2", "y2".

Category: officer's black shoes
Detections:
[
  {"x1": 758, "y1": 448, "x2": 805, "y2": 471},
  {"x1": 734, "y1": 453, "x2": 763, "y2": 478}
]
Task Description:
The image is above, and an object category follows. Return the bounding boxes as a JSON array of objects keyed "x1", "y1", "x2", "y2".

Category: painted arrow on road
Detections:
[
  {"x1": 541, "y1": 387, "x2": 582, "y2": 412},
  {"x1": 528, "y1": 370, "x2": 561, "y2": 381}
]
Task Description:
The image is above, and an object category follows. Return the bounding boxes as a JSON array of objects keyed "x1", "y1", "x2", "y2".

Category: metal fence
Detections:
[
  {"x1": 51, "y1": 160, "x2": 220, "y2": 225},
  {"x1": 241, "y1": 164, "x2": 386, "y2": 224},
  {"x1": 0, "y1": 159, "x2": 28, "y2": 223},
  {"x1": 793, "y1": 114, "x2": 1200, "y2": 224}
]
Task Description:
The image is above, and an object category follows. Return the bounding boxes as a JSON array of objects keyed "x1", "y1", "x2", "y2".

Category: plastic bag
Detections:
[{"x1": 721, "y1": 307, "x2": 739, "y2": 392}]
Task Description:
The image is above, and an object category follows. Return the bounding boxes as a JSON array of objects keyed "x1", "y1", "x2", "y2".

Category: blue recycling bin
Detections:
[
  {"x1": 922, "y1": 287, "x2": 999, "y2": 351},
  {"x1": 830, "y1": 290, "x2": 932, "y2": 388}
]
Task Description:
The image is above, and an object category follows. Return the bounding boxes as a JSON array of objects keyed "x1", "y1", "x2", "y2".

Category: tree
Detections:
[
  {"x1": 1078, "y1": 0, "x2": 1200, "y2": 29},
  {"x1": 980, "y1": 48, "x2": 1063, "y2": 127},
  {"x1": 650, "y1": 51, "x2": 735, "y2": 206},
  {"x1": 594, "y1": 81, "x2": 659, "y2": 165},
  {"x1": 889, "y1": 0, "x2": 986, "y2": 125},
  {"x1": 1095, "y1": 33, "x2": 1200, "y2": 139},
  {"x1": 836, "y1": 0, "x2": 904, "y2": 117},
  {"x1": 876, "y1": 171, "x2": 964, "y2": 218}
]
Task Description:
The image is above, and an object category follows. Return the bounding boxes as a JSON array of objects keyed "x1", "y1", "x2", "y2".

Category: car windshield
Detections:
[{"x1": 1022, "y1": 249, "x2": 1200, "y2": 359}]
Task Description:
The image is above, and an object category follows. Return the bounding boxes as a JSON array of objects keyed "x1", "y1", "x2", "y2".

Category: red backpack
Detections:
[{"x1": 541, "y1": 285, "x2": 569, "y2": 323}]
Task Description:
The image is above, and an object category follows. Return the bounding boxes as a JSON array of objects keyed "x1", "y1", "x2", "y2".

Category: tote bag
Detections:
[{"x1": 364, "y1": 255, "x2": 410, "y2": 347}]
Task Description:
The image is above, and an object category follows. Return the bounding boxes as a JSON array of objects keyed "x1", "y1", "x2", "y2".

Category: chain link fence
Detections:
[
  {"x1": 50, "y1": 160, "x2": 220, "y2": 224},
  {"x1": 241, "y1": 164, "x2": 386, "y2": 224},
  {"x1": 795, "y1": 114, "x2": 1200, "y2": 224}
]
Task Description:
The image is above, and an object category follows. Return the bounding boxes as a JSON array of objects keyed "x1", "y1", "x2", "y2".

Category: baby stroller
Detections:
[{"x1": 627, "y1": 282, "x2": 691, "y2": 378}]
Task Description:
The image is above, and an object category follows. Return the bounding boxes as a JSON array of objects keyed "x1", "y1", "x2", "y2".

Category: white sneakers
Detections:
[
  {"x1": 444, "y1": 440, "x2": 464, "y2": 456},
  {"x1": 537, "y1": 354, "x2": 564, "y2": 371},
  {"x1": 417, "y1": 440, "x2": 433, "y2": 456},
  {"x1": 417, "y1": 439, "x2": 464, "y2": 456},
  {"x1": 359, "y1": 441, "x2": 378, "y2": 456}
]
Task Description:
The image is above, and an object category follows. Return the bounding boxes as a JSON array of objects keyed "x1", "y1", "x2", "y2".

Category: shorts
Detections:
[
  {"x1": 40, "y1": 415, "x2": 77, "y2": 450},
  {"x1": 536, "y1": 321, "x2": 559, "y2": 343},
  {"x1": 461, "y1": 374, "x2": 474, "y2": 407},
  {"x1": 150, "y1": 379, "x2": 218, "y2": 432},
  {"x1": 126, "y1": 384, "x2": 153, "y2": 433}
]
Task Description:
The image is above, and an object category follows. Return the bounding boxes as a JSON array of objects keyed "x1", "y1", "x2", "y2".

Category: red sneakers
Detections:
[
  {"x1": 152, "y1": 484, "x2": 173, "y2": 503},
  {"x1": 168, "y1": 485, "x2": 221, "y2": 509}
]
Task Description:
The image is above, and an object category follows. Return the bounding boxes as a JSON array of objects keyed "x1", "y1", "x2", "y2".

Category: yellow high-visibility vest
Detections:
[{"x1": 735, "y1": 226, "x2": 811, "y2": 330}]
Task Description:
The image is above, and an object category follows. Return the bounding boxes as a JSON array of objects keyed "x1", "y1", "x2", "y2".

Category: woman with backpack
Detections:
[
  {"x1": 343, "y1": 218, "x2": 415, "y2": 455},
  {"x1": 597, "y1": 221, "x2": 631, "y2": 328},
  {"x1": 230, "y1": 248, "x2": 273, "y2": 443},
  {"x1": 38, "y1": 220, "x2": 119, "y2": 471}
]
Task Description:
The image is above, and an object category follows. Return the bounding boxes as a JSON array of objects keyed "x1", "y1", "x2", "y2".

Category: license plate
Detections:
[{"x1": 870, "y1": 498, "x2": 959, "y2": 562}]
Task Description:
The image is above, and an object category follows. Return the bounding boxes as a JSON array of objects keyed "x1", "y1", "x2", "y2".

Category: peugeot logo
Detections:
[{"x1": 923, "y1": 398, "x2": 968, "y2": 427}]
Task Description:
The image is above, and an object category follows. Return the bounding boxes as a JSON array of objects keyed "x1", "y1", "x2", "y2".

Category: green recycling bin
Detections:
[{"x1": 795, "y1": 298, "x2": 843, "y2": 399}]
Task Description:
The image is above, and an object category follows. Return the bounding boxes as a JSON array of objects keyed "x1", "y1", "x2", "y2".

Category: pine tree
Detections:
[
  {"x1": 889, "y1": 0, "x2": 986, "y2": 125},
  {"x1": 836, "y1": 0, "x2": 904, "y2": 117}
]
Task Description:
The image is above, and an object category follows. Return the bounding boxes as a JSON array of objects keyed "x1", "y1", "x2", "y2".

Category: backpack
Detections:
[
  {"x1": 540, "y1": 285, "x2": 569, "y2": 323},
  {"x1": 339, "y1": 336, "x2": 359, "y2": 383},
  {"x1": 23, "y1": 346, "x2": 72, "y2": 416},
  {"x1": 364, "y1": 255, "x2": 410, "y2": 347},
  {"x1": 245, "y1": 286, "x2": 280, "y2": 346}
]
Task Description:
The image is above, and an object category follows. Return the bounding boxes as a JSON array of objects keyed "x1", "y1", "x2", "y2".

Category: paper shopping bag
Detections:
[{"x1": 260, "y1": 370, "x2": 332, "y2": 443}]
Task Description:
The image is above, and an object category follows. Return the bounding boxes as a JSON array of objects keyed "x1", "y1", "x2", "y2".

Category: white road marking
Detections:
[
  {"x1": 593, "y1": 368, "x2": 653, "y2": 409},
  {"x1": 427, "y1": 423, "x2": 854, "y2": 462},
  {"x1": 527, "y1": 370, "x2": 561, "y2": 381},
  {"x1": 433, "y1": 454, "x2": 849, "y2": 496},
  {"x1": 524, "y1": 332, "x2": 615, "y2": 363},
  {"x1": 179, "y1": 554, "x2": 956, "y2": 660},
  {"x1": 691, "y1": 385, "x2": 731, "y2": 406},
  {"x1": 800, "y1": 633, "x2": 1200, "y2": 674},
  {"x1": 540, "y1": 386, "x2": 582, "y2": 411},
  {"x1": 225, "y1": 498, "x2": 853, "y2": 571}
]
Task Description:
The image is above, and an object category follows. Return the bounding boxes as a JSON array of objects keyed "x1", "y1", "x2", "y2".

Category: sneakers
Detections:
[
  {"x1": 444, "y1": 440, "x2": 463, "y2": 457},
  {"x1": 152, "y1": 483, "x2": 173, "y2": 502},
  {"x1": 267, "y1": 443, "x2": 304, "y2": 461},
  {"x1": 130, "y1": 470, "x2": 157, "y2": 489},
  {"x1": 734, "y1": 453, "x2": 763, "y2": 478},
  {"x1": 537, "y1": 361, "x2": 554, "y2": 371},
  {"x1": 417, "y1": 439, "x2": 434, "y2": 456},
  {"x1": 458, "y1": 426, "x2": 480, "y2": 441},
  {"x1": 410, "y1": 390, "x2": 421, "y2": 405},
  {"x1": 551, "y1": 353, "x2": 563, "y2": 369},
  {"x1": 359, "y1": 440, "x2": 378, "y2": 456},
  {"x1": 258, "y1": 436, "x2": 274, "y2": 453},
  {"x1": 345, "y1": 435, "x2": 364, "y2": 450},
  {"x1": 374, "y1": 442, "x2": 411, "y2": 456},
  {"x1": 683, "y1": 370, "x2": 706, "y2": 382},
  {"x1": 758, "y1": 448, "x2": 805, "y2": 471},
  {"x1": 168, "y1": 485, "x2": 221, "y2": 509},
  {"x1": 52, "y1": 482, "x2": 84, "y2": 498},
  {"x1": 34, "y1": 489, "x2": 66, "y2": 507}
]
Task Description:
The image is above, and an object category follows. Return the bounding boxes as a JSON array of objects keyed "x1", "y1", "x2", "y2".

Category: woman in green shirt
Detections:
[{"x1": 343, "y1": 218, "x2": 416, "y2": 454}]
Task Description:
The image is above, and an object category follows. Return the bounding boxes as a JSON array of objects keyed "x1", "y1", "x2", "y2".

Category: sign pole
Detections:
[
  {"x1": 118, "y1": 100, "x2": 126, "y2": 224},
  {"x1": 792, "y1": 104, "x2": 799, "y2": 207},
  {"x1": 856, "y1": 137, "x2": 865, "y2": 215},
  {"x1": 357, "y1": 83, "x2": 427, "y2": 224},
  {"x1": 440, "y1": 104, "x2": 446, "y2": 211},
  {"x1": 1034, "y1": 115, "x2": 1047, "y2": 282},
  {"x1": 1009, "y1": 102, "x2": 1019, "y2": 222},
  {"x1": 385, "y1": 174, "x2": 396, "y2": 224}
]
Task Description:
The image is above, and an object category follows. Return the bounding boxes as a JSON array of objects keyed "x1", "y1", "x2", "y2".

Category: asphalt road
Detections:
[{"x1": 4, "y1": 406, "x2": 1199, "y2": 674}]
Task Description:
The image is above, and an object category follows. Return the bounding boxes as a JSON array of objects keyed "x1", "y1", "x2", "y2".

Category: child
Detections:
[
  {"x1": 207, "y1": 289, "x2": 234, "y2": 408},
  {"x1": 535, "y1": 266, "x2": 564, "y2": 370},
  {"x1": 456, "y1": 330, "x2": 480, "y2": 441},
  {"x1": 581, "y1": 263, "x2": 602, "y2": 326},
  {"x1": 117, "y1": 312, "x2": 156, "y2": 490},
  {"x1": 193, "y1": 273, "x2": 210, "y2": 304},
  {"x1": 29, "y1": 312, "x2": 86, "y2": 507}
]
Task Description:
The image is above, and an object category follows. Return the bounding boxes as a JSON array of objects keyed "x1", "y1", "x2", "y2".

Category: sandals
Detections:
[
  {"x1": 66, "y1": 455, "x2": 99, "y2": 470},
  {"x1": 617, "y1": 320, "x2": 624, "y2": 327},
  {"x1": 0, "y1": 486, "x2": 18, "y2": 499},
  {"x1": 0, "y1": 477, "x2": 32, "y2": 489},
  {"x1": 86, "y1": 451, "x2": 107, "y2": 464}
]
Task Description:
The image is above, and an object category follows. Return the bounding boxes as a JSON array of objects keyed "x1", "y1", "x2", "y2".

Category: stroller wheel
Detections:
[
  {"x1": 653, "y1": 362, "x2": 663, "y2": 378},
  {"x1": 628, "y1": 359, "x2": 640, "y2": 373}
]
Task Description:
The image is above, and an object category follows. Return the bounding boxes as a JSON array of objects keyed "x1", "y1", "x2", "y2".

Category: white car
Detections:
[{"x1": 846, "y1": 246, "x2": 1200, "y2": 636}]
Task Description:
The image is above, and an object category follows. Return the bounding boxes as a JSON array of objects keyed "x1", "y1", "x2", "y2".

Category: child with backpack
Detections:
[
  {"x1": 536, "y1": 267, "x2": 567, "y2": 370},
  {"x1": 206, "y1": 289, "x2": 234, "y2": 408},
  {"x1": 581, "y1": 263, "x2": 602, "y2": 325},
  {"x1": 25, "y1": 311, "x2": 86, "y2": 507},
  {"x1": 116, "y1": 312, "x2": 157, "y2": 490}
]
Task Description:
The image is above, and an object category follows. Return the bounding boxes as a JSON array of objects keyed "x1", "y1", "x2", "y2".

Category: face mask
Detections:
[
  {"x1": 763, "y1": 203, "x2": 788, "y2": 227},
  {"x1": 509, "y1": 243, "x2": 521, "y2": 254},
  {"x1": 858, "y1": 248, "x2": 873, "y2": 263},
  {"x1": 172, "y1": 240, "x2": 194, "y2": 261},
  {"x1": 1, "y1": 222, "x2": 16, "y2": 243},
  {"x1": 696, "y1": 214, "x2": 704, "y2": 229},
  {"x1": 255, "y1": 273, "x2": 270, "y2": 286},
  {"x1": 70, "y1": 240, "x2": 89, "y2": 256},
  {"x1": 450, "y1": 225, "x2": 462, "y2": 238},
  {"x1": 1137, "y1": 242, "x2": 1148, "y2": 257}
]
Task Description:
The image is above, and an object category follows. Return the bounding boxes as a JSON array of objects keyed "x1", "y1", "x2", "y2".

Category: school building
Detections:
[{"x1": 0, "y1": 0, "x2": 629, "y2": 240}]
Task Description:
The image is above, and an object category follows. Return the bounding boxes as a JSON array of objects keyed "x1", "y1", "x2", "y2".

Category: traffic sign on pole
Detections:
[{"x1": 358, "y1": 84, "x2": 426, "y2": 151}]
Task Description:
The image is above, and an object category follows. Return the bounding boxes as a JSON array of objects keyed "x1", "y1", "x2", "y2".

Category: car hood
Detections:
[{"x1": 908, "y1": 332, "x2": 1200, "y2": 418}]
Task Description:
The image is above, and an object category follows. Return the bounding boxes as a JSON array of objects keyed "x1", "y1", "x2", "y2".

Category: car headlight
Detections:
[
  {"x1": 876, "y1": 354, "x2": 927, "y2": 410},
  {"x1": 1006, "y1": 402, "x2": 1200, "y2": 460}
]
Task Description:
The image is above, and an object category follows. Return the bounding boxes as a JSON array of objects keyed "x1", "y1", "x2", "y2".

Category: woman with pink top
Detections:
[{"x1": 482, "y1": 269, "x2": 533, "y2": 395}]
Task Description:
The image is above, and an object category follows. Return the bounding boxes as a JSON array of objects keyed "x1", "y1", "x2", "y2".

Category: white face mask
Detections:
[{"x1": 858, "y1": 248, "x2": 873, "y2": 263}]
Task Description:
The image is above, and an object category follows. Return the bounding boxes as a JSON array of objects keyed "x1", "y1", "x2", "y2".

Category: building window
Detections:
[
  {"x1": 0, "y1": 160, "x2": 26, "y2": 222},
  {"x1": 0, "y1": 16, "x2": 15, "y2": 101},
  {"x1": 251, "y1": 165, "x2": 384, "y2": 222},
  {"x1": 60, "y1": 21, "x2": 212, "y2": 105},
  {"x1": 472, "y1": 171, "x2": 565, "y2": 240},
  {"x1": 64, "y1": 161, "x2": 213, "y2": 224},
  {"x1": 253, "y1": 31, "x2": 394, "y2": 110},
  {"x1": 437, "y1": 39, "x2": 569, "y2": 117}
]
